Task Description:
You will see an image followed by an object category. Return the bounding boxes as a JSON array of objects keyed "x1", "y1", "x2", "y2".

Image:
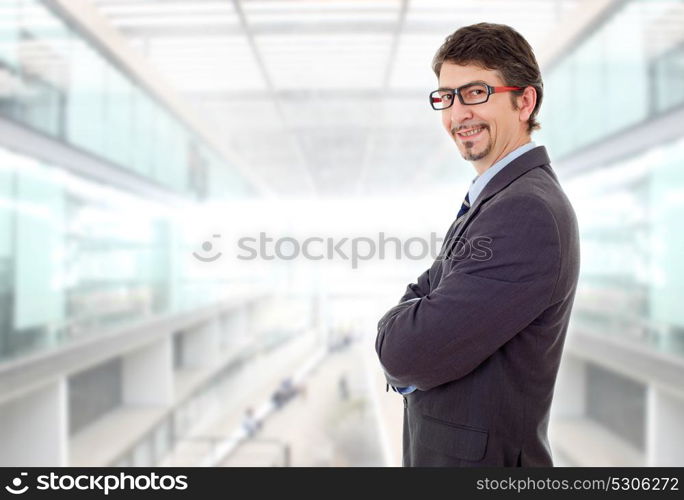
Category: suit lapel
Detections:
[{"x1": 450, "y1": 146, "x2": 552, "y2": 242}]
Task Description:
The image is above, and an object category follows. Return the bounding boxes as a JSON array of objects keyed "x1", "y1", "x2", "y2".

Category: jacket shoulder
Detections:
[{"x1": 491, "y1": 165, "x2": 576, "y2": 223}]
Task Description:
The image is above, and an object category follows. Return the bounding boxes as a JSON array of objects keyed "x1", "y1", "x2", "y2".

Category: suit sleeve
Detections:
[
  {"x1": 398, "y1": 268, "x2": 431, "y2": 302},
  {"x1": 376, "y1": 195, "x2": 561, "y2": 391},
  {"x1": 397, "y1": 214, "x2": 460, "y2": 303}
]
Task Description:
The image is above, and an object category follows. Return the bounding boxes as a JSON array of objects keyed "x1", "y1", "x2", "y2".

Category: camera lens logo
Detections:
[
  {"x1": 192, "y1": 234, "x2": 222, "y2": 262},
  {"x1": 5, "y1": 473, "x2": 28, "y2": 495}
]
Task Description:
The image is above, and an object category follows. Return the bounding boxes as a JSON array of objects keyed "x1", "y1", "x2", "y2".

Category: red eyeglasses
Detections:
[{"x1": 430, "y1": 82, "x2": 522, "y2": 109}]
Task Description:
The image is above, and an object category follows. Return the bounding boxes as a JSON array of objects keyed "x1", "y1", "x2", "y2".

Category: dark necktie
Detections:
[
  {"x1": 442, "y1": 191, "x2": 471, "y2": 260},
  {"x1": 455, "y1": 191, "x2": 471, "y2": 224}
]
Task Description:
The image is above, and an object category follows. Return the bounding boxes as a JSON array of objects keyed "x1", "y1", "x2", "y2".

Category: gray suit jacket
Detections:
[{"x1": 375, "y1": 146, "x2": 580, "y2": 467}]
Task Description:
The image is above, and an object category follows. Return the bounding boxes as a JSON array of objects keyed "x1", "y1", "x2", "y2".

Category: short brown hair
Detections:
[{"x1": 432, "y1": 23, "x2": 543, "y2": 133}]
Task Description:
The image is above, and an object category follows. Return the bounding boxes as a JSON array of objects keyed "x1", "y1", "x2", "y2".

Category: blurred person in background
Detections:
[
  {"x1": 375, "y1": 23, "x2": 580, "y2": 467},
  {"x1": 242, "y1": 407, "x2": 261, "y2": 438}
]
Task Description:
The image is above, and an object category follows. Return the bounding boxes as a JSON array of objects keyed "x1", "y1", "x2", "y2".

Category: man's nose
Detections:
[{"x1": 449, "y1": 100, "x2": 474, "y2": 130}]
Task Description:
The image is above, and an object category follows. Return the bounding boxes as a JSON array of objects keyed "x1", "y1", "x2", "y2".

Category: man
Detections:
[{"x1": 375, "y1": 23, "x2": 580, "y2": 467}]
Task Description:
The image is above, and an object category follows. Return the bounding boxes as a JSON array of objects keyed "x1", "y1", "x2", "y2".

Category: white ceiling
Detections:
[{"x1": 89, "y1": 0, "x2": 583, "y2": 198}]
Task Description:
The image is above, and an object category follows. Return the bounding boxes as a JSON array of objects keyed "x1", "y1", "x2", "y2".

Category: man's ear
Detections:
[{"x1": 517, "y1": 86, "x2": 537, "y2": 123}]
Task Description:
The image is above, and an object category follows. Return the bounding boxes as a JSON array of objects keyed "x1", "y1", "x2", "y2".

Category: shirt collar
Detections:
[{"x1": 468, "y1": 141, "x2": 537, "y2": 204}]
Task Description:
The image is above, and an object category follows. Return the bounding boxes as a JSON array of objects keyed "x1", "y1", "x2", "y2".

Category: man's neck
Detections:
[{"x1": 473, "y1": 135, "x2": 532, "y2": 175}]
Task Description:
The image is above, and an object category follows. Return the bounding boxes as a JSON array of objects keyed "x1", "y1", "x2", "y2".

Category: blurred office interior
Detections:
[{"x1": 0, "y1": 0, "x2": 683, "y2": 467}]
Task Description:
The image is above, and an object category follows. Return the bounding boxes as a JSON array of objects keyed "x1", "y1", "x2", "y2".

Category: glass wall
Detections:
[
  {"x1": 535, "y1": 0, "x2": 684, "y2": 360},
  {"x1": 539, "y1": 0, "x2": 684, "y2": 158},
  {"x1": 0, "y1": 0, "x2": 257, "y2": 361},
  {"x1": 564, "y1": 137, "x2": 684, "y2": 356},
  {"x1": 0, "y1": 145, "x2": 239, "y2": 361},
  {"x1": 0, "y1": 0, "x2": 252, "y2": 199}
]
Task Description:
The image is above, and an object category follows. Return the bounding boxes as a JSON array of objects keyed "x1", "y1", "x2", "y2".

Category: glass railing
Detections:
[
  {"x1": 0, "y1": 145, "x2": 247, "y2": 362},
  {"x1": 0, "y1": 0, "x2": 252, "y2": 199}
]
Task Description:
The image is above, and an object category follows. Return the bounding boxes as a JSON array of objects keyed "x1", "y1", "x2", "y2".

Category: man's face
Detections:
[{"x1": 438, "y1": 62, "x2": 527, "y2": 171}]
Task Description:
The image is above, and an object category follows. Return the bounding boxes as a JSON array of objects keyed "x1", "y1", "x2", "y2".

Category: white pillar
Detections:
[
  {"x1": 0, "y1": 380, "x2": 68, "y2": 466},
  {"x1": 551, "y1": 354, "x2": 587, "y2": 419},
  {"x1": 220, "y1": 307, "x2": 248, "y2": 349},
  {"x1": 647, "y1": 386, "x2": 684, "y2": 466},
  {"x1": 122, "y1": 337, "x2": 174, "y2": 405},
  {"x1": 183, "y1": 319, "x2": 220, "y2": 368}
]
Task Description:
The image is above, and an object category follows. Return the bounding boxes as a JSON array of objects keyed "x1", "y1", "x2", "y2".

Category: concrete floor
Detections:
[
  {"x1": 161, "y1": 331, "x2": 573, "y2": 468},
  {"x1": 220, "y1": 339, "x2": 389, "y2": 467}
]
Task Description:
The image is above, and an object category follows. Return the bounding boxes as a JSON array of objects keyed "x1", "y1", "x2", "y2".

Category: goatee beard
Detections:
[{"x1": 460, "y1": 138, "x2": 492, "y2": 162}]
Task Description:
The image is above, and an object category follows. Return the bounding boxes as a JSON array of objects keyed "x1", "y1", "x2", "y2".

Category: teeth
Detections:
[{"x1": 460, "y1": 127, "x2": 483, "y2": 137}]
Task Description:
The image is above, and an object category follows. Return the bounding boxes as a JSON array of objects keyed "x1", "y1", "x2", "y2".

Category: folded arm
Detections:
[
  {"x1": 375, "y1": 195, "x2": 561, "y2": 391},
  {"x1": 398, "y1": 270, "x2": 431, "y2": 303}
]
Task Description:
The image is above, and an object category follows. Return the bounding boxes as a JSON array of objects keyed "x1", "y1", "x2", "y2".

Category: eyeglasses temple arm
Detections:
[{"x1": 492, "y1": 86, "x2": 523, "y2": 93}]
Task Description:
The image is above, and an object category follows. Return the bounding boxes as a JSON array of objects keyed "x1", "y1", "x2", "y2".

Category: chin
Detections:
[{"x1": 459, "y1": 145, "x2": 491, "y2": 163}]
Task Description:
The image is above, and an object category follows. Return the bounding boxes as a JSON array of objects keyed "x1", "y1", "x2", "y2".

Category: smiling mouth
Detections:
[{"x1": 457, "y1": 127, "x2": 486, "y2": 139}]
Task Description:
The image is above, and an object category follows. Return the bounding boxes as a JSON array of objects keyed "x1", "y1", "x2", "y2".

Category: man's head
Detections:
[{"x1": 431, "y1": 23, "x2": 543, "y2": 172}]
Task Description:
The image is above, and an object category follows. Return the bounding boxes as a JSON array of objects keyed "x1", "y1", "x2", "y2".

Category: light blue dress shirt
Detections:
[
  {"x1": 393, "y1": 141, "x2": 537, "y2": 396},
  {"x1": 468, "y1": 141, "x2": 536, "y2": 204}
]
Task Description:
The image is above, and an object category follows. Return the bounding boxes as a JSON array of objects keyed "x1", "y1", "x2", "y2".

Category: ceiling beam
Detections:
[
  {"x1": 230, "y1": 0, "x2": 318, "y2": 196},
  {"x1": 355, "y1": 0, "x2": 409, "y2": 197},
  {"x1": 102, "y1": 8, "x2": 397, "y2": 18},
  {"x1": 185, "y1": 88, "x2": 428, "y2": 101},
  {"x1": 117, "y1": 20, "x2": 464, "y2": 37}
]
